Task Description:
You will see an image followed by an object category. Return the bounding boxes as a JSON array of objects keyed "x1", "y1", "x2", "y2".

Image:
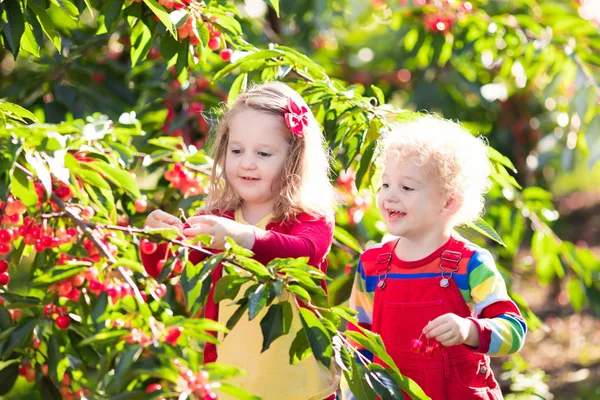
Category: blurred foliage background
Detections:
[{"x1": 1, "y1": 0, "x2": 600, "y2": 398}]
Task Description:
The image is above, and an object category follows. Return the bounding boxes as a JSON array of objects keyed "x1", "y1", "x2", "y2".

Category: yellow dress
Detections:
[{"x1": 217, "y1": 209, "x2": 340, "y2": 400}]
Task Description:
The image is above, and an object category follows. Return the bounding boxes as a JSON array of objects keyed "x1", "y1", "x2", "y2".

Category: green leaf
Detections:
[
  {"x1": 298, "y1": 308, "x2": 332, "y2": 368},
  {"x1": 437, "y1": 34, "x2": 453, "y2": 67},
  {"x1": 21, "y1": 11, "x2": 41, "y2": 57},
  {"x1": 51, "y1": 0, "x2": 79, "y2": 20},
  {"x1": 2, "y1": 1, "x2": 25, "y2": 58},
  {"x1": 259, "y1": 301, "x2": 292, "y2": 352},
  {"x1": 47, "y1": 335, "x2": 61, "y2": 384},
  {"x1": 235, "y1": 255, "x2": 273, "y2": 279},
  {"x1": 143, "y1": 0, "x2": 175, "y2": 37},
  {"x1": 465, "y1": 218, "x2": 505, "y2": 246},
  {"x1": 181, "y1": 255, "x2": 222, "y2": 316},
  {"x1": 567, "y1": 277, "x2": 586, "y2": 312},
  {"x1": 224, "y1": 237, "x2": 254, "y2": 257},
  {"x1": 404, "y1": 28, "x2": 419, "y2": 52},
  {"x1": 40, "y1": 376, "x2": 62, "y2": 400},
  {"x1": 213, "y1": 274, "x2": 251, "y2": 303},
  {"x1": 265, "y1": 0, "x2": 280, "y2": 17},
  {"x1": 2, "y1": 319, "x2": 37, "y2": 357},
  {"x1": 107, "y1": 346, "x2": 144, "y2": 394},
  {"x1": 78, "y1": 329, "x2": 130, "y2": 347},
  {"x1": 0, "y1": 362, "x2": 18, "y2": 396},
  {"x1": 346, "y1": 330, "x2": 429, "y2": 399},
  {"x1": 213, "y1": 49, "x2": 284, "y2": 82},
  {"x1": 75, "y1": 168, "x2": 111, "y2": 191},
  {"x1": 226, "y1": 298, "x2": 249, "y2": 330},
  {"x1": 248, "y1": 284, "x2": 270, "y2": 320},
  {"x1": 217, "y1": 383, "x2": 261, "y2": 400},
  {"x1": 28, "y1": 2, "x2": 61, "y2": 52},
  {"x1": 82, "y1": 0, "x2": 94, "y2": 13},
  {"x1": 334, "y1": 225, "x2": 362, "y2": 254},
  {"x1": 356, "y1": 139, "x2": 377, "y2": 190},
  {"x1": 370, "y1": 85, "x2": 385, "y2": 106},
  {"x1": 286, "y1": 284, "x2": 311, "y2": 301},
  {"x1": 86, "y1": 161, "x2": 141, "y2": 199},
  {"x1": 10, "y1": 167, "x2": 37, "y2": 208},
  {"x1": 228, "y1": 73, "x2": 249, "y2": 106},
  {"x1": 32, "y1": 264, "x2": 89, "y2": 286},
  {"x1": 130, "y1": 20, "x2": 152, "y2": 66},
  {"x1": 344, "y1": 355, "x2": 375, "y2": 400},
  {"x1": 157, "y1": 256, "x2": 177, "y2": 283},
  {"x1": 144, "y1": 227, "x2": 180, "y2": 241},
  {"x1": 101, "y1": 0, "x2": 124, "y2": 32},
  {"x1": 0, "y1": 100, "x2": 37, "y2": 123},
  {"x1": 365, "y1": 364, "x2": 406, "y2": 400},
  {"x1": 288, "y1": 328, "x2": 312, "y2": 365}
]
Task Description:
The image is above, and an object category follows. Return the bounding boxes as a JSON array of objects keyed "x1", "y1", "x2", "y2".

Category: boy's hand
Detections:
[
  {"x1": 144, "y1": 210, "x2": 184, "y2": 234},
  {"x1": 423, "y1": 313, "x2": 479, "y2": 348},
  {"x1": 183, "y1": 215, "x2": 255, "y2": 250}
]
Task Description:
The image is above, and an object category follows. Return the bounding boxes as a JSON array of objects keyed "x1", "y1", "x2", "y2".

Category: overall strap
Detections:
[{"x1": 440, "y1": 237, "x2": 467, "y2": 271}]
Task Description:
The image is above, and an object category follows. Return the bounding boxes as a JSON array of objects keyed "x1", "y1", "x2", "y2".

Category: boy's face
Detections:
[
  {"x1": 225, "y1": 108, "x2": 290, "y2": 213},
  {"x1": 377, "y1": 154, "x2": 452, "y2": 240}
]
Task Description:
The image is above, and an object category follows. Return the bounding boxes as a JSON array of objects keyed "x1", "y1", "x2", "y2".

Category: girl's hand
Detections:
[
  {"x1": 144, "y1": 210, "x2": 184, "y2": 234},
  {"x1": 423, "y1": 313, "x2": 480, "y2": 347},
  {"x1": 183, "y1": 215, "x2": 255, "y2": 250}
]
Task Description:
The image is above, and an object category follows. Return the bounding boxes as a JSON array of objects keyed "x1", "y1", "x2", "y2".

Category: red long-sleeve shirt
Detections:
[{"x1": 140, "y1": 210, "x2": 334, "y2": 362}]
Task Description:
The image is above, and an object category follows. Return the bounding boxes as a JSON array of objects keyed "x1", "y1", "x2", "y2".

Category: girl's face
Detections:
[{"x1": 225, "y1": 108, "x2": 290, "y2": 214}]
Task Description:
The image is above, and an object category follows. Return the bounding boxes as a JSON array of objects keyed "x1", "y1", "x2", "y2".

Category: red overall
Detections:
[{"x1": 366, "y1": 239, "x2": 504, "y2": 400}]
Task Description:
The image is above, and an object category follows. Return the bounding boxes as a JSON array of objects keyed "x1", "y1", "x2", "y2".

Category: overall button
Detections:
[{"x1": 479, "y1": 365, "x2": 487, "y2": 374}]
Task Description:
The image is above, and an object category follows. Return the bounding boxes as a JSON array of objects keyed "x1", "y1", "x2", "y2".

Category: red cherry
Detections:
[
  {"x1": 432, "y1": 341, "x2": 443, "y2": 352},
  {"x1": 0, "y1": 273, "x2": 10, "y2": 286},
  {"x1": 134, "y1": 198, "x2": 148, "y2": 213},
  {"x1": 32, "y1": 338, "x2": 41, "y2": 349},
  {"x1": 0, "y1": 260, "x2": 8, "y2": 274},
  {"x1": 423, "y1": 346, "x2": 435, "y2": 358},
  {"x1": 140, "y1": 239, "x2": 158, "y2": 255},
  {"x1": 219, "y1": 48, "x2": 232, "y2": 62},
  {"x1": 44, "y1": 304, "x2": 55, "y2": 315},
  {"x1": 409, "y1": 338, "x2": 425, "y2": 354},
  {"x1": 165, "y1": 326, "x2": 182, "y2": 346},
  {"x1": 71, "y1": 274, "x2": 85, "y2": 287},
  {"x1": 146, "y1": 383, "x2": 162, "y2": 393},
  {"x1": 0, "y1": 243, "x2": 10, "y2": 255},
  {"x1": 0, "y1": 229, "x2": 12, "y2": 243},
  {"x1": 55, "y1": 315, "x2": 70, "y2": 330},
  {"x1": 154, "y1": 284, "x2": 167, "y2": 298},
  {"x1": 57, "y1": 281, "x2": 73, "y2": 297},
  {"x1": 81, "y1": 206, "x2": 95, "y2": 219},
  {"x1": 54, "y1": 186, "x2": 73, "y2": 201},
  {"x1": 207, "y1": 36, "x2": 221, "y2": 51}
]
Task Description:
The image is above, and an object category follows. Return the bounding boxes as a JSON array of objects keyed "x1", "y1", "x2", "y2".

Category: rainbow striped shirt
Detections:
[{"x1": 349, "y1": 237, "x2": 527, "y2": 357}]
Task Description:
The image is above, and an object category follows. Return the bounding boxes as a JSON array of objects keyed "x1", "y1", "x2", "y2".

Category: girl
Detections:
[
  {"x1": 142, "y1": 82, "x2": 339, "y2": 400},
  {"x1": 348, "y1": 115, "x2": 527, "y2": 399}
]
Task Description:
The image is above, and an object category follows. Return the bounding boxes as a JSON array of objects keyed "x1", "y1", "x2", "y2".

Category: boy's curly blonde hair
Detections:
[
  {"x1": 378, "y1": 114, "x2": 491, "y2": 226},
  {"x1": 206, "y1": 81, "x2": 336, "y2": 222}
]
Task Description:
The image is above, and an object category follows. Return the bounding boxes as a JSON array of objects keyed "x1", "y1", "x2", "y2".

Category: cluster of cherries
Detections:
[
  {"x1": 155, "y1": 0, "x2": 233, "y2": 62},
  {"x1": 43, "y1": 304, "x2": 71, "y2": 330},
  {"x1": 409, "y1": 332, "x2": 444, "y2": 358},
  {"x1": 164, "y1": 163, "x2": 208, "y2": 197}
]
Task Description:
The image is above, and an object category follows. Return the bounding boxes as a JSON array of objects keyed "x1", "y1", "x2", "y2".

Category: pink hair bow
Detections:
[{"x1": 284, "y1": 98, "x2": 308, "y2": 137}]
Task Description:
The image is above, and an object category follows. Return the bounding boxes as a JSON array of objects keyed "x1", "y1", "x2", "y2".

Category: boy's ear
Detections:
[{"x1": 442, "y1": 194, "x2": 462, "y2": 215}]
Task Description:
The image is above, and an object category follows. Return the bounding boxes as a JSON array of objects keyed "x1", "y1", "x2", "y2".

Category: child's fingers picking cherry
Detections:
[
  {"x1": 145, "y1": 210, "x2": 184, "y2": 233},
  {"x1": 423, "y1": 313, "x2": 479, "y2": 347}
]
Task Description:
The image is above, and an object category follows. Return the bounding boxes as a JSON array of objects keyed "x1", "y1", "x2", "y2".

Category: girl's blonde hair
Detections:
[
  {"x1": 378, "y1": 114, "x2": 492, "y2": 226},
  {"x1": 206, "y1": 81, "x2": 336, "y2": 222}
]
